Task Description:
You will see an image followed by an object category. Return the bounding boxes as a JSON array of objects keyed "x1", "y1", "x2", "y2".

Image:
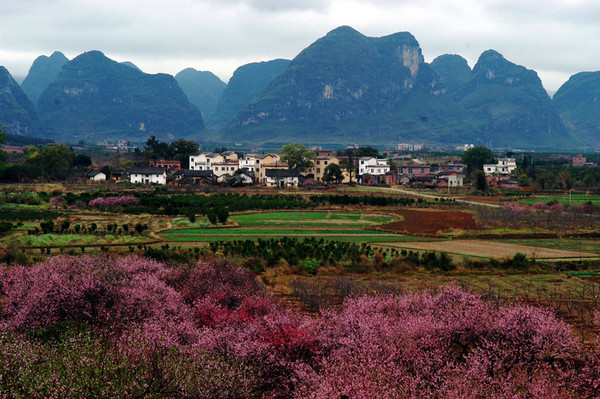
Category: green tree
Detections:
[
  {"x1": 517, "y1": 173, "x2": 531, "y2": 187},
  {"x1": 144, "y1": 135, "x2": 169, "y2": 160},
  {"x1": 73, "y1": 154, "x2": 92, "y2": 169},
  {"x1": 279, "y1": 143, "x2": 316, "y2": 171},
  {"x1": 322, "y1": 163, "x2": 343, "y2": 183},
  {"x1": 474, "y1": 170, "x2": 487, "y2": 191},
  {"x1": 583, "y1": 174, "x2": 595, "y2": 189},
  {"x1": 0, "y1": 125, "x2": 7, "y2": 145},
  {"x1": 339, "y1": 158, "x2": 356, "y2": 184},
  {"x1": 356, "y1": 146, "x2": 379, "y2": 158},
  {"x1": 558, "y1": 170, "x2": 574, "y2": 191},
  {"x1": 536, "y1": 169, "x2": 550, "y2": 190},
  {"x1": 168, "y1": 139, "x2": 199, "y2": 169},
  {"x1": 24, "y1": 144, "x2": 75, "y2": 180},
  {"x1": 462, "y1": 146, "x2": 495, "y2": 175}
]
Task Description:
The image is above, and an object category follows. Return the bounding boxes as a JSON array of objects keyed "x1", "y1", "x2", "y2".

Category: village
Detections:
[{"x1": 85, "y1": 147, "x2": 529, "y2": 190}]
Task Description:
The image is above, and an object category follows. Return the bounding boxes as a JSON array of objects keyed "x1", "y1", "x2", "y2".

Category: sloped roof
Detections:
[
  {"x1": 174, "y1": 169, "x2": 214, "y2": 177},
  {"x1": 265, "y1": 169, "x2": 301, "y2": 178},
  {"x1": 128, "y1": 167, "x2": 166, "y2": 174}
]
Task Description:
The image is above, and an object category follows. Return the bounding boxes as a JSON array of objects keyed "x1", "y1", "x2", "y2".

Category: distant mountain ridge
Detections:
[
  {"x1": 223, "y1": 26, "x2": 460, "y2": 144},
  {"x1": 208, "y1": 59, "x2": 290, "y2": 128},
  {"x1": 5, "y1": 26, "x2": 600, "y2": 148},
  {"x1": 452, "y1": 50, "x2": 572, "y2": 147},
  {"x1": 20, "y1": 51, "x2": 69, "y2": 105},
  {"x1": 0, "y1": 66, "x2": 44, "y2": 136},
  {"x1": 175, "y1": 68, "x2": 226, "y2": 119},
  {"x1": 553, "y1": 71, "x2": 600, "y2": 145},
  {"x1": 37, "y1": 50, "x2": 205, "y2": 142}
]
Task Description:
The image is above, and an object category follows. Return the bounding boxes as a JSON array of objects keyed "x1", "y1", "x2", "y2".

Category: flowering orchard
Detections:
[
  {"x1": 0, "y1": 255, "x2": 599, "y2": 398},
  {"x1": 88, "y1": 195, "x2": 139, "y2": 208}
]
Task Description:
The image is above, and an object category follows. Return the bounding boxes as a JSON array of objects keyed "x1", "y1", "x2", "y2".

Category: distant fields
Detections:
[
  {"x1": 159, "y1": 211, "x2": 419, "y2": 243},
  {"x1": 521, "y1": 193, "x2": 600, "y2": 206}
]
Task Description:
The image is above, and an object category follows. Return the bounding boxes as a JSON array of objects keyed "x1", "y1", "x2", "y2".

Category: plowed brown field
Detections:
[{"x1": 377, "y1": 208, "x2": 480, "y2": 235}]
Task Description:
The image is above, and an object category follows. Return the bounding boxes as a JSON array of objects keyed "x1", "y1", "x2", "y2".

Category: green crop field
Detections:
[
  {"x1": 494, "y1": 239, "x2": 600, "y2": 255},
  {"x1": 160, "y1": 211, "x2": 408, "y2": 243},
  {"x1": 520, "y1": 193, "x2": 600, "y2": 206}
]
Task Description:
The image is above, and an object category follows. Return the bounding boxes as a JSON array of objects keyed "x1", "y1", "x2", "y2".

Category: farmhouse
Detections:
[
  {"x1": 486, "y1": 175, "x2": 519, "y2": 189},
  {"x1": 438, "y1": 161, "x2": 466, "y2": 173},
  {"x1": 128, "y1": 167, "x2": 167, "y2": 185},
  {"x1": 484, "y1": 158, "x2": 517, "y2": 175},
  {"x1": 398, "y1": 164, "x2": 431, "y2": 177},
  {"x1": 170, "y1": 169, "x2": 215, "y2": 186},
  {"x1": 189, "y1": 151, "x2": 240, "y2": 171},
  {"x1": 149, "y1": 159, "x2": 181, "y2": 171},
  {"x1": 265, "y1": 169, "x2": 301, "y2": 187},
  {"x1": 87, "y1": 171, "x2": 106, "y2": 182},
  {"x1": 358, "y1": 157, "x2": 390, "y2": 177}
]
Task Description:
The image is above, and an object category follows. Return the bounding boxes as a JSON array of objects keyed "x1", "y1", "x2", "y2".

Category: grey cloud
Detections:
[{"x1": 203, "y1": 0, "x2": 332, "y2": 12}]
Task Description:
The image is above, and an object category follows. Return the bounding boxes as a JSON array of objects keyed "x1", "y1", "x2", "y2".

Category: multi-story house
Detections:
[
  {"x1": 483, "y1": 158, "x2": 516, "y2": 175},
  {"x1": 438, "y1": 161, "x2": 466, "y2": 174},
  {"x1": 189, "y1": 151, "x2": 239, "y2": 171},
  {"x1": 358, "y1": 157, "x2": 390, "y2": 176},
  {"x1": 306, "y1": 156, "x2": 353, "y2": 183},
  {"x1": 398, "y1": 164, "x2": 431, "y2": 176}
]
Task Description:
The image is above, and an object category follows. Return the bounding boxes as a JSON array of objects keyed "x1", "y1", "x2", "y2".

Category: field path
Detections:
[
  {"x1": 379, "y1": 239, "x2": 599, "y2": 260},
  {"x1": 381, "y1": 187, "x2": 500, "y2": 208}
]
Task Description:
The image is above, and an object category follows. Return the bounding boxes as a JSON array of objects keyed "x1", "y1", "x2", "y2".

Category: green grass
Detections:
[
  {"x1": 11, "y1": 234, "x2": 149, "y2": 247},
  {"x1": 520, "y1": 193, "x2": 600, "y2": 206},
  {"x1": 336, "y1": 186, "x2": 394, "y2": 193},
  {"x1": 496, "y1": 239, "x2": 600, "y2": 255},
  {"x1": 160, "y1": 211, "x2": 406, "y2": 243},
  {"x1": 230, "y1": 212, "x2": 394, "y2": 227}
]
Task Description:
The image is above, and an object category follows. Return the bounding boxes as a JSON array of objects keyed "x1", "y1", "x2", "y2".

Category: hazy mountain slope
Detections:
[
  {"x1": 175, "y1": 68, "x2": 226, "y2": 119},
  {"x1": 221, "y1": 26, "x2": 478, "y2": 145},
  {"x1": 208, "y1": 59, "x2": 290, "y2": 128},
  {"x1": 553, "y1": 71, "x2": 600, "y2": 145},
  {"x1": 0, "y1": 66, "x2": 44, "y2": 136},
  {"x1": 37, "y1": 51, "x2": 205, "y2": 142},
  {"x1": 20, "y1": 51, "x2": 69, "y2": 105},
  {"x1": 430, "y1": 54, "x2": 471, "y2": 98},
  {"x1": 456, "y1": 50, "x2": 573, "y2": 148}
]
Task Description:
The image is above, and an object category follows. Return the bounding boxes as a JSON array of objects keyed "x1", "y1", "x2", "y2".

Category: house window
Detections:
[
  {"x1": 317, "y1": 168, "x2": 320, "y2": 173},
  {"x1": 324, "y1": 161, "x2": 328, "y2": 165},
  {"x1": 317, "y1": 161, "x2": 320, "y2": 165}
]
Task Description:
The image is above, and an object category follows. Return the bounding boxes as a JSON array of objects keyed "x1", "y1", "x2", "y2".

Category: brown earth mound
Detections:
[{"x1": 377, "y1": 208, "x2": 480, "y2": 236}]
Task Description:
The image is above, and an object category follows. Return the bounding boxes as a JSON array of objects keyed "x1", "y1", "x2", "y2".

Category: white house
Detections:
[
  {"x1": 265, "y1": 169, "x2": 301, "y2": 187},
  {"x1": 447, "y1": 173, "x2": 464, "y2": 187},
  {"x1": 483, "y1": 158, "x2": 517, "y2": 175},
  {"x1": 88, "y1": 171, "x2": 106, "y2": 182},
  {"x1": 189, "y1": 153, "x2": 222, "y2": 171},
  {"x1": 189, "y1": 151, "x2": 240, "y2": 171},
  {"x1": 358, "y1": 157, "x2": 390, "y2": 176},
  {"x1": 128, "y1": 167, "x2": 167, "y2": 185}
]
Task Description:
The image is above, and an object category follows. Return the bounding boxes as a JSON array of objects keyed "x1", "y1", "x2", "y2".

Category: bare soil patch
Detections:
[
  {"x1": 376, "y1": 208, "x2": 480, "y2": 236},
  {"x1": 382, "y1": 240, "x2": 597, "y2": 259}
]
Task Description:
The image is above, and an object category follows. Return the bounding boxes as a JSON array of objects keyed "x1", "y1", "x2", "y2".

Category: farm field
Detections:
[
  {"x1": 159, "y1": 211, "x2": 427, "y2": 243},
  {"x1": 496, "y1": 239, "x2": 600, "y2": 255},
  {"x1": 521, "y1": 193, "x2": 600, "y2": 206},
  {"x1": 379, "y1": 239, "x2": 599, "y2": 260}
]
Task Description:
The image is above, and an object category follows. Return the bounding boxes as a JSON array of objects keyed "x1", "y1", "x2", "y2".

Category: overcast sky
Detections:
[{"x1": 2, "y1": 0, "x2": 599, "y2": 93}]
